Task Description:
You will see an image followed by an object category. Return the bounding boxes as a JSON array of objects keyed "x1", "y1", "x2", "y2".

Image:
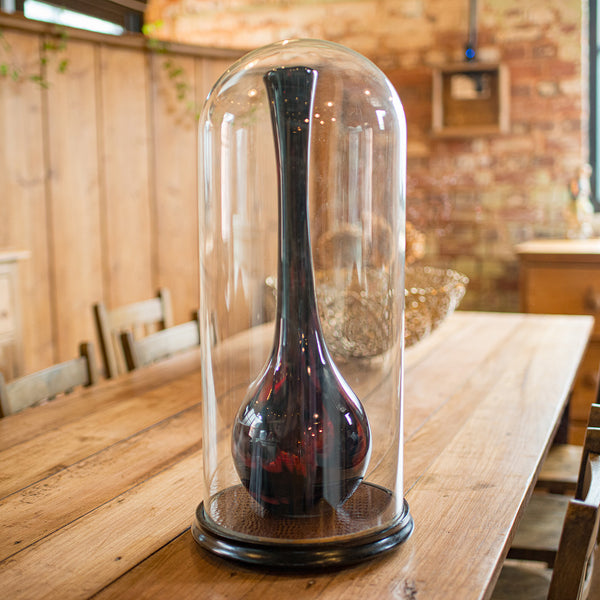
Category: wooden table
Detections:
[{"x1": 0, "y1": 311, "x2": 592, "y2": 600}]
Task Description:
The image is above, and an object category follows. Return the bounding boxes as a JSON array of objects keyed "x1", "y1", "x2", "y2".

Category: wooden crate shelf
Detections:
[{"x1": 432, "y1": 62, "x2": 510, "y2": 137}]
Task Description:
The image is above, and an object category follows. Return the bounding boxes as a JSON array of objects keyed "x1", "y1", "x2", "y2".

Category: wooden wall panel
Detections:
[
  {"x1": 45, "y1": 38, "x2": 104, "y2": 361},
  {"x1": 151, "y1": 53, "x2": 199, "y2": 323},
  {"x1": 0, "y1": 30, "x2": 53, "y2": 372},
  {"x1": 98, "y1": 45, "x2": 153, "y2": 309},
  {"x1": 198, "y1": 57, "x2": 232, "y2": 99},
  {"x1": 0, "y1": 14, "x2": 243, "y2": 376}
]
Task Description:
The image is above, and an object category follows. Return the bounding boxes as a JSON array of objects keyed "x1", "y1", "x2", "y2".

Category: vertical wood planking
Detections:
[
  {"x1": 150, "y1": 52, "x2": 200, "y2": 323},
  {"x1": 45, "y1": 38, "x2": 103, "y2": 362},
  {"x1": 98, "y1": 45, "x2": 153, "y2": 309},
  {"x1": 0, "y1": 15, "x2": 244, "y2": 372},
  {"x1": 197, "y1": 56, "x2": 232, "y2": 99},
  {"x1": 0, "y1": 30, "x2": 53, "y2": 372}
]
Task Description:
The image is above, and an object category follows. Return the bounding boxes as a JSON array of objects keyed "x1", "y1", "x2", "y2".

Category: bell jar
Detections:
[{"x1": 192, "y1": 38, "x2": 412, "y2": 568}]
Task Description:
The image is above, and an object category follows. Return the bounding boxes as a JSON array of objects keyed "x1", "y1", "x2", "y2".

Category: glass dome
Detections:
[{"x1": 192, "y1": 38, "x2": 412, "y2": 568}]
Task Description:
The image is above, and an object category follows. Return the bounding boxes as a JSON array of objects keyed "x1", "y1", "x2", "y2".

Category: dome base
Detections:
[{"x1": 192, "y1": 483, "x2": 413, "y2": 569}]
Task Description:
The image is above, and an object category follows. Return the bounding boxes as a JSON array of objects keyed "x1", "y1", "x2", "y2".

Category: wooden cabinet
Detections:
[
  {"x1": 516, "y1": 239, "x2": 600, "y2": 443},
  {"x1": 0, "y1": 251, "x2": 28, "y2": 380}
]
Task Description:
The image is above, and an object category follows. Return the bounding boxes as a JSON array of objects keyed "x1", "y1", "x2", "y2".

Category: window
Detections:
[
  {"x1": 591, "y1": 0, "x2": 598, "y2": 204},
  {"x1": 10, "y1": 0, "x2": 146, "y2": 33},
  {"x1": 23, "y1": 1, "x2": 124, "y2": 35}
]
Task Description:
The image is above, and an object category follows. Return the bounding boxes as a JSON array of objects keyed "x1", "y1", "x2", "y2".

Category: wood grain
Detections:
[
  {"x1": 98, "y1": 45, "x2": 153, "y2": 309},
  {"x1": 0, "y1": 372, "x2": 201, "y2": 497},
  {"x1": 0, "y1": 29, "x2": 53, "y2": 372},
  {"x1": 151, "y1": 53, "x2": 201, "y2": 324},
  {"x1": 0, "y1": 453, "x2": 203, "y2": 600},
  {"x1": 0, "y1": 348, "x2": 201, "y2": 452},
  {"x1": 45, "y1": 38, "x2": 104, "y2": 361},
  {"x1": 0, "y1": 406, "x2": 201, "y2": 561},
  {"x1": 0, "y1": 14, "x2": 243, "y2": 373},
  {"x1": 0, "y1": 312, "x2": 592, "y2": 600}
]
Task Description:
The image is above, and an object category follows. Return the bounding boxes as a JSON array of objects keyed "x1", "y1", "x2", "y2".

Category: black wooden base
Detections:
[{"x1": 192, "y1": 496, "x2": 413, "y2": 570}]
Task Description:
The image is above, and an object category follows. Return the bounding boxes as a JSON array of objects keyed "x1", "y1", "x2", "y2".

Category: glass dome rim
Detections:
[
  {"x1": 233, "y1": 37, "x2": 381, "y2": 64},
  {"x1": 205, "y1": 38, "x2": 401, "y2": 100}
]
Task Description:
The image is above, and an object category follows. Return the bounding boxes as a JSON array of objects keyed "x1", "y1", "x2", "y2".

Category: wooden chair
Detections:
[
  {"x1": 536, "y1": 443, "x2": 585, "y2": 495},
  {"x1": 492, "y1": 419, "x2": 600, "y2": 600},
  {"x1": 93, "y1": 288, "x2": 173, "y2": 378},
  {"x1": 507, "y1": 403, "x2": 600, "y2": 567},
  {"x1": 120, "y1": 314, "x2": 200, "y2": 371},
  {"x1": 0, "y1": 342, "x2": 98, "y2": 417},
  {"x1": 536, "y1": 393, "x2": 600, "y2": 495}
]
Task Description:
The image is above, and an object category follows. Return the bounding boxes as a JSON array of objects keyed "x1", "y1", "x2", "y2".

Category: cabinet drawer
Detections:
[{"x1": 522, "y1": 265, "x2": 600, "y2": 336}]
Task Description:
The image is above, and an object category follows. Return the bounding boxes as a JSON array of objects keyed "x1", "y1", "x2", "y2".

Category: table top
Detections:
[
  {"x1": 515, "y1": 238, "x2": 600, "y2": 261},
  {"x1": 0, "y1": 311, "x2": 593, "y2": 600}
]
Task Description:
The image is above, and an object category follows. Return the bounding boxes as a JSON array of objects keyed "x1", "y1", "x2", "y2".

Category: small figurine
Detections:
[{"x1": 566, "y1": 163, "x2": 594, "y2": 239}]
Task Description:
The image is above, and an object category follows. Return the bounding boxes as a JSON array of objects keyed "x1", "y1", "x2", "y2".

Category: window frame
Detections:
[{"x1": 590, "y1": 0, "x2": 598, "y2": 205}]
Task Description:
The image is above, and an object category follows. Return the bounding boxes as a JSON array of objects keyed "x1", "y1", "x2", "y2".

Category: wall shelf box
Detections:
[{"x1": 432, "y1": 63, "x2": 510, "y2": 137}]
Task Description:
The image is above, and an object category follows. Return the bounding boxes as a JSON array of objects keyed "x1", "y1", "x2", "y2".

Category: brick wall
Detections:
[{"x1": 147, "y1": 0, "x2": 589, "y2": 311}]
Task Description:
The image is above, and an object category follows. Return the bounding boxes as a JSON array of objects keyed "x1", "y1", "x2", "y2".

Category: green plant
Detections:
[
  {"x1": 143, "y1": 20, "x2": 201, "y2": 121},
  {"x1": 0, "y1": 25, "x2": 69, "y2": 87},
  {"x1": 1, "y1": 18, "x2": 198, "y2": 119}
]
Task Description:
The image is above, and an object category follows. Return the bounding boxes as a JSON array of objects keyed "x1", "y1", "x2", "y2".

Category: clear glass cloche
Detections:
[{"x1": 192, "y1": 38, "x2": 412, "y2": 568}]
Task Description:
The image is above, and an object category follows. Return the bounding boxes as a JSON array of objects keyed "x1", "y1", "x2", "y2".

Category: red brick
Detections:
[{"x1": 532, "y1": 43, "x2": 558, "y2": 58}]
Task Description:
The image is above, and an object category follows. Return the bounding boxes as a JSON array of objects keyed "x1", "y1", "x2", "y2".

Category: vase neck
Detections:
[{"x1": 264, "y1": 66, "x2": 321, "y2": 336}]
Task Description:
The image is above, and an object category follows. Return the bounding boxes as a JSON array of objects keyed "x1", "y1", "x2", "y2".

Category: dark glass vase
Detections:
[{"x1": 231, "y1": 65, "x2": 372, "y2": 516}]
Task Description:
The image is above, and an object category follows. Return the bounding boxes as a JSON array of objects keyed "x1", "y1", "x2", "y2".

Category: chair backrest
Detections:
[
  {"x1": 576, "y1": 403, "x2": 600, "y2": 499},
  {"x1": 120, "y1": 314, "x2": 201, "y2": 372},
  {"x1": 0, "y1": 342, "x2": 98, "y2": 417},
  {"x1": 548, "y1": 409, "x2": 600, "y2": 600},
  {"x1": 93, "y1": 288, "x2": 173, "y2": 378}
]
